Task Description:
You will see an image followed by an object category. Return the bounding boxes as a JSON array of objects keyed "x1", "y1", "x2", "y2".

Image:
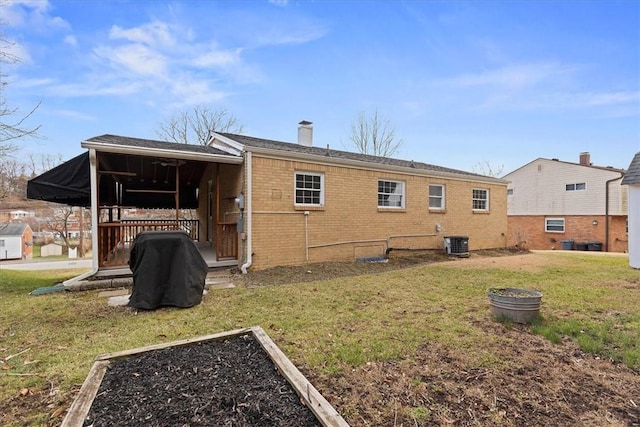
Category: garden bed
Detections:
[{"x1": 61, "y1": 327, "x2": 348, "y2": 427}]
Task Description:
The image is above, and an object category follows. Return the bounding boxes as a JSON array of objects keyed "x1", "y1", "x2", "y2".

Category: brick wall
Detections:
[
  {"x1": 507, "y1": 215, "x2": 628, "y2": 252},
  {"x1": 247, "y1": 155, "x2": 508, "y2": 269}
]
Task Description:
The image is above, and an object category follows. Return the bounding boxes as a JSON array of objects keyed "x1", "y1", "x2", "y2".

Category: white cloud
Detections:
[
  {"x1": 4, "y1": 0, "x2": 70, "y2": 30},
  {"x1": 51, "y1": 109, "x2": 95, "y2": 121},
  {"x1": 193, "y1": 46, "x2": 242, "y2": 68},
  {"x1": 268, "y1": 0, "x2": 288, "y2": 7},
  {"x1": 48, "y1": 80, "x2": 144, "y2": 97},
  {"x1": 445, "y1": 63, "x2": 575, "y2": 90},
  {"x1": 109, "y1": 22, "x2": 175, "y2": 47},
  {"x1": 94, "y1": 44, "x2": 168, "y2": 77},
  {"x1": 64, "y1": 35, "x2": 77, "y2": 47}
]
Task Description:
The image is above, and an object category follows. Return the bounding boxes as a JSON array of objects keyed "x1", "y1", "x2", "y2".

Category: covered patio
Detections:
[{"x1": 28, "y1": 135, "x2": 245, "y2": 278}]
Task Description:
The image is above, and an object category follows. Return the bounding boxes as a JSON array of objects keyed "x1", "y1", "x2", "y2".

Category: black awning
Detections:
[{"x1": 27, "y1": 152, "x2": 91, "y2": 207}]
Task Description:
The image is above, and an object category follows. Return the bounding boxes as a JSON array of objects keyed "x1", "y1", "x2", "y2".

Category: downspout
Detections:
[
  {"x1": 63, "y1": 149, "x2": 100, "y2": 285},
  {"x1": 605, "y1": 172, "x2": 624, "y2": 252},
  {"x1": 241, "y1": 152, "x2": 252, "y2": 274}
]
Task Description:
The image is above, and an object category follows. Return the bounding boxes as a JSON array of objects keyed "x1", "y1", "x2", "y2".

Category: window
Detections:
[
  {"x1": 566, "y1": 183, "x2": 586, "y2": 191},
  {"x1": 507, "y1": 188, "x2": 514, "y2": 196},
  {"x1": 0, "y1": 240, "x2": 4, "y2": 247},
  {"x1": 545, "y1": 218, "x2": 565, "y2": 233},
  {"x1": 295, "y1": 172, "x2": 324, "y2": 206},
  {"x1": 378, "y1": 180, "x2": 405, "y2": 208},
  {"x1": 429, "y1": 184, "x2": 445, "y2": 209},
  {"x1": 472, "y1": 188, "x2": 489, "y2": 211}
]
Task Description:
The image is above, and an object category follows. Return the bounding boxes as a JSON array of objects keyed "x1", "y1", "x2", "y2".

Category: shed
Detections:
[
  {"x1": 621, "y1": 152, "x2": 640, "y2": 268},
  {"x1": 0, "y1": 223, "x2": 33, "y2": 260}
]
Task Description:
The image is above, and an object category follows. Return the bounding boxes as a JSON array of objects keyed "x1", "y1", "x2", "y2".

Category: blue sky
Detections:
[{"x1": 3, "y1": 0, "x2": 639, "y2": 174}]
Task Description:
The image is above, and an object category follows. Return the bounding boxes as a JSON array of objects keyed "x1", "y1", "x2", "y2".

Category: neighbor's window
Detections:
[
  {"x1": 378, "y1": 180, "x2": 405, "y2": 208},
  {"x1": 545, "y1": 218, "x2": 565, "y2": 233},
  {"x1": 472, "y1": 188, "x2": 489, "y2": 211},
  {"x1": 0, "y1": 239, "x2": 4, "y2": 247},
  {"x1": 507, "y1": 188, "x2": 514, "y2": 196},
  {"x1": 295, "y1": 172, "x2": 324, "y2": 206},
  {"x1": 429, "y1": 184, "x2": 445, "y2": 209},
  {"x1": 566, "y1": 183, "x2": 586, "y2": 191}
]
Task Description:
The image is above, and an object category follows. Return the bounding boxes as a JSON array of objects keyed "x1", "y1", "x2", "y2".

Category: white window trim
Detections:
[
  {"x1": 566, "y1": 182, "x2": 587, "y2": 191},
  {"x1": 545, "y1": 217, "x2": 565, "y2": 233},
  {"x1": 429, "y1": 184, "x2": 445, "y2": 210},
  {"x1": 294, "y1": 171, "x2": 324, "y2": 206},
  {"x1": 472, "y1": 188, "x2": 489, "y2": 211},
  {"x1": 378, "y1": 179, "x2": 405, "y2": 209}
]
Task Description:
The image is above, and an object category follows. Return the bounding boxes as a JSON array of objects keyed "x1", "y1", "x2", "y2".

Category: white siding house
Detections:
[
  {"x1": 503, "y1": 153, "x2": 628, "y2": 252},
  {"x1": 0, "y1": 223, "x2": 33, "y2": 260},
  {"x1": 621, "y1": 152, "x2": 640, "y2": 268}
]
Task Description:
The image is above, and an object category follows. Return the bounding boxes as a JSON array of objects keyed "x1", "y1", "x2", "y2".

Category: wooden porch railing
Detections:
[{"x1": 98, "y1": 219, "x2": 199, "y2": 267}]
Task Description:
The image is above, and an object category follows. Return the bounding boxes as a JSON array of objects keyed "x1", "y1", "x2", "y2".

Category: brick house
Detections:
[
  {"x1": 503, "y1": 152, "x2": 627, "y2": 252},
  {"x1": 28, "y1": 122, "x2": 507, "y2": 275}
]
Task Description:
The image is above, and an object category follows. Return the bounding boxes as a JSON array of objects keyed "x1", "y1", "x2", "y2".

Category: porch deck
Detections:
[{"x1": 94, "y1": 242, "x2": 237, "y2": 278}]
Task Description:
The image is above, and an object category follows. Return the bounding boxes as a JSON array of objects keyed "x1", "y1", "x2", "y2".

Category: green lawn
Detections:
[{"x1": 0, "y1": 252, "x2": 638, "y2": 426}]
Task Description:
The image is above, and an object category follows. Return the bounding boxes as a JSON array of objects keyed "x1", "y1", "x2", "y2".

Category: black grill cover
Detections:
[{"x1": 128, "y1": 231, "x2": 208, "y2": 310}]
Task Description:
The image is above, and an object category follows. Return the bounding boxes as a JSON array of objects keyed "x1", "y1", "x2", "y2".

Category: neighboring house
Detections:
[
  {"x1": 503, "y1": 152, "x2": 627, "y2": 252},
  {"x1": 621, "y1": 152, "x2": 640, "y2": 268},
  {"x1": 27, "y1": 122, "x2": 508, "y2": 273},
  {"x1": 0, "y1": 223, "x2": 33, "y2": 260},
  {"x1": 10, "y1": 210, "x2": 35, "y2": 220}
]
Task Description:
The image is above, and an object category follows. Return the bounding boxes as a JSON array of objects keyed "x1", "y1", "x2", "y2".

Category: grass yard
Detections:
[{"x1": 0, "y1": 251, "x2": 638, "y2": 426}]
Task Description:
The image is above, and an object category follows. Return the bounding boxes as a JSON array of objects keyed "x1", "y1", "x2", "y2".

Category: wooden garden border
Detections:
[{"x1": 61, "y1": 326, "x2": 349, "y2": 427}]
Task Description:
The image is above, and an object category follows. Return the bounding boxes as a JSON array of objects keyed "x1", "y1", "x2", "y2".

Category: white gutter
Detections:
[
  {"x1": 63, "y1": 148, "x2": 100, "y2": 286},
  {"x1": 241, "y1": 152, "x2": 253, "y2": 274}
]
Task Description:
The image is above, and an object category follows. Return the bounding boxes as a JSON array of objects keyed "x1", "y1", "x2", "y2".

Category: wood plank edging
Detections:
[
  {"x1": 250, "y1": 326, "x2": 350, "y2": 427},
  {"x1": 60, "y1": 360, "x2": 109, "y2": 427}
]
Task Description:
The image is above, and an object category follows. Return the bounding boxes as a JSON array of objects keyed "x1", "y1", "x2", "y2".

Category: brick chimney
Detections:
[
  {"x1": 579, "y1": 152, "x2": 591, "y2": 166},
  {"x1": 298, "y1": 120, "x2": 313, "y2": 146}
]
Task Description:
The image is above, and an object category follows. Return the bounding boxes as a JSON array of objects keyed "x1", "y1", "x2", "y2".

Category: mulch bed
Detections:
[{"x1": 83, "y1": 334, "x2": 321, "y2": 427}]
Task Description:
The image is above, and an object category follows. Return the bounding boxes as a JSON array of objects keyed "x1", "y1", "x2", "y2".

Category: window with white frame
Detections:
[
  {"x1": 472, "y1": 188, "x2": 489, "y2": 211},
  {"x1": 429, "y1": 184, "x2": 445, "y2": 209},
  {"x1": 378, "y1": 179, "x2": 405, "y2": 208},
  {"x1": 0, "y1": 239, "x2": 4, "y2": 247},
  {"x1": 565, "y1": 183, "x2": 586, "y2": 191},
  {"x1": 295, "y1": 172, "x2": 324, "y2": 206},
  {"x1": 545, "y1": 218, "x2": 565, "y2": 233}
]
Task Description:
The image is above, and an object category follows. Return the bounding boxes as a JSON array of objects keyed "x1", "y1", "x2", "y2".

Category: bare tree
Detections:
[
  {"x1": 156, "y1": 106, "x2": 243, "y2": 145},
  {"x1": 45, "y1": 205, "x2": 75, "y2": 250},
  {"x1": 472, "y1": 161, "x2": 504, "y2": 177},
  {"x1": 348, "y1": 109, "x2": 403, "y2": 157},
  {"x1": 0, "y1": 157, "x2": 27, "y2": 202},
  {"x1": 1, "y1": 24, "x2": 42, "y2": 158},
  {"x1": 26, "y1": 153, "x2": 63, "y2": 176}
]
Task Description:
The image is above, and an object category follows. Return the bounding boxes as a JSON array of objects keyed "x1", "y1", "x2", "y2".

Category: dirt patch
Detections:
[
  {"x1": 234, "y1": 248, "x2": 527, "y2": 287},
  {"x1": 314, "y1": 320, "x2": 639, "y2": 426},
  {"x1": 83, "y1": 334, "x2": 321, "y2": 427}
]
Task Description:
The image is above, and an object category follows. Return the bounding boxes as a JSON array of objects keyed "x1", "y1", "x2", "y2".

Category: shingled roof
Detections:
[
  {"x1": 621, "y1": 152, "x2": 640, "y2": 185},
  {"x1": 84, "y1": 134, "x2": 232, "y2": 156},
  {"x1": 218, "y1": 132, "x2": 501, "y2": 182},
  {"x1": 0, "y1": 223, "x2": 30, "y2": 237}
]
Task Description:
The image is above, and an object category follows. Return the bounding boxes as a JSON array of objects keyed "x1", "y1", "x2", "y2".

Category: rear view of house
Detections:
[
  {"x1": 28, "y1": 122, "x2": 509, "y2": 276},
  {"x1": 504, "y1": 152, "x2": 627, "y2": 252}
]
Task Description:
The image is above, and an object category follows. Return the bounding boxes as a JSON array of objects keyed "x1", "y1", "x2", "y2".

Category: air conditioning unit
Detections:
[{"x1": 444, "y1": 236, "x2": 469, "y2": 257}]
